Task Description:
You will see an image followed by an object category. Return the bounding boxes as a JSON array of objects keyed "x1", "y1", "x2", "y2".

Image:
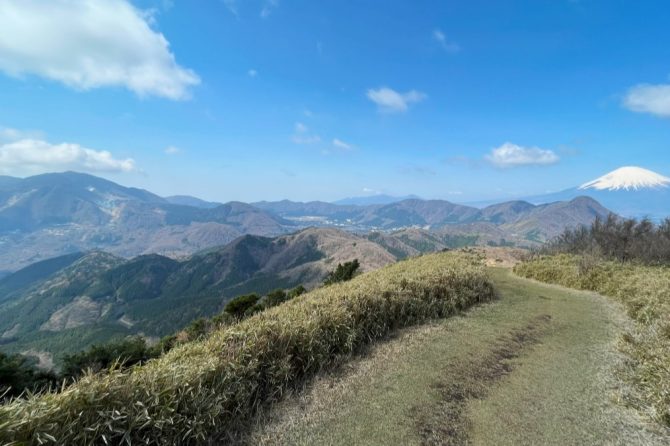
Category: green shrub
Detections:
[
  {"x1": 152, "y1": 334, "x2": 179, "y2": 356},
  {"x1": 210, "y1": 311, "x2": 235, "y2": 327},
  {"x1": 244, "y1": 303, "x2": 265, "y2": 317},
  {"x1": 323, "y1": 259, "x2": 360, "y2": 285},
  {"x1": 287, "y1": 285, "x2": 306, "y2": 299},
  {"x1": 0, "y1": 252, "x2": 494, "y2": 445},
  {"x1": 184, "y1": 318, "x2": 210, "y2": 341},
  {"x1": 61, "y1": 337, "x2": 156, "y2": 380},
  {"x1": 515, "y1": 254, "x2": 670, "y2": 426},
  {"x1": 264, "y1": 289, "x2": 289, "y2": 307},
  {"x1": 0, "y1": 353, "x2": 58, "y2": 400},
  {"x1": 264, "y1": 286, "x2": 306, "y2": 309},
  {"x1": 223, "y1": 293, "x2": 260, "y2": 318}
]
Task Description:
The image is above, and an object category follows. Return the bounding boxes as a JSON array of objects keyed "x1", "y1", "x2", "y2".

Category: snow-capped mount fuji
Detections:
[
  {"x1": 579, "y1": 166, "x2": 670, "y2": 191},
  {"x1": 527, "y1": 166, "x2": 670, "y2": 220}
]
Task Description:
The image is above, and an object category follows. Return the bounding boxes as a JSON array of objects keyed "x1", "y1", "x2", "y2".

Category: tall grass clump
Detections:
[
  {"x1": 515, "y1": 254, "x2": 670, "y2": 427},
  {"x1": 0, "y1": 252, "x2": 494, "y2": 445}
]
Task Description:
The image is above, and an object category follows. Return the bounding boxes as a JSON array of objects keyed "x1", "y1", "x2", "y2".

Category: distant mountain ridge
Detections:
[
  {"x1": 165, "y1": 195, "x2": 223, "y2": 209},
  {"x1": 256, "y1": 195, "x2": 610, "y2": 240},
  {"x1": 0, "y1": 171, "x2": 616, "y2": 272},
  {"x1": 0, "y1": 172, "x2": 290, "y2": 271},
  {"x1": 333, "y1": 194, "x2": 421, "y2": 206}
]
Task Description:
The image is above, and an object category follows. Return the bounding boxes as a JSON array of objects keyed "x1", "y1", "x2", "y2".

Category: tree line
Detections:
[{"x1": 542, "y1": 215, "x2": 670, "y2": 264}]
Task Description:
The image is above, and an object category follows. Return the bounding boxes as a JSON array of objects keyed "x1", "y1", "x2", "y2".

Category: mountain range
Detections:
[
  {"x1": 0, "y1": 172, "x2": 290, "y2": 271},
  {"x1": 333, "y1": 194, "x2": 421, "y2": 206},
  {"x1": 0, "y1": 170, "x2": 624, "y2": 365},
  {"x1": 0, "y1": 193, "x2": 611, "y2": 365},
  {"x1": 0, "y1": 171, "x2": 617, "y2": 272},
  {"x1": 526, "y1": 166, "x2": 670, "y2": 220},
  {"x1": 0, "y1": 228, "x2": 396, "y2": 362},
  {"x1": 255, "y1": 196, "x2": 610, "y2": 243}
]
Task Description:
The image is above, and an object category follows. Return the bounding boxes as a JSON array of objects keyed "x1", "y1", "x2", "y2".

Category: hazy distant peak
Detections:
[
  {"x1": 165, "y1": 195, "x2": 222, "y2": 209},
  {"x1": 580, "y1": 166, "x2": 670, "y2": 191},
  {"x1": 568, "y1": 196, "x2": 601, "y2": 205},
  {"x1": 333, "y1": 194, "x2": 421, "y2": 206}
]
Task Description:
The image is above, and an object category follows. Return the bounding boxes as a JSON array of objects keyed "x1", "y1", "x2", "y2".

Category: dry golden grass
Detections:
[
  {"x1": 0, "y1": 252, "x2": 494, "y2": 445},
  {"x1": 515, "y1": 254, "x2": 670, "y2": 427},
  {"x1": 247, "y1": 268, "x2": 668, "y2": 445}
]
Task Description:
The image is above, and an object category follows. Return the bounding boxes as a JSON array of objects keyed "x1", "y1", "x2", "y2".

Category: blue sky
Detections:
[{"x1": 1, "y1": 0, "x2": 669, "y2": 202}]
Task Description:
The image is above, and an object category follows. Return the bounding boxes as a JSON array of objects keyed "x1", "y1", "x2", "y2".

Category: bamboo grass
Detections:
[{"x1": 0, "y1": 252, "x2": 494, "y2": 445}]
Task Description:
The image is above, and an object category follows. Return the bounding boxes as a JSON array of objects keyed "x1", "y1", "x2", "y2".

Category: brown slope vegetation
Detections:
[
  {"x1": 356, "y1": 199, "x2": 481, "y2": 228},
  {"x1": 500, "y1": 196, "x2": 611, "y2": 242}
]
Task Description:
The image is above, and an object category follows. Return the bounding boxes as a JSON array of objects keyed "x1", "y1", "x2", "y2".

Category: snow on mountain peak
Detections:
[{"x1": 579, "y1": 166, "x2": 670, "y2": 191}]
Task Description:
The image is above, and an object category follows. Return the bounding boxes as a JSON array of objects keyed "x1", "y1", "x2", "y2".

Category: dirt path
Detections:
[{"x1": 245, "y1": 268, "x2": 669, "y2": 445}]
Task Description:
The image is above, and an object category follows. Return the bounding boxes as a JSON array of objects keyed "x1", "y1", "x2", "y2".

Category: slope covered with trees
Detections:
[{"x1": 0, "y1": 228, "x2": 392, "y2": 361}]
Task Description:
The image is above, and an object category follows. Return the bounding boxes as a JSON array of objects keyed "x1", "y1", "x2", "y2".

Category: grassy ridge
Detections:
[
  {"x1": 515, "y1": 254, "x2": 670, "y2": 426},
  {"x1": 0, "y1": 252, "x2": 494, "y2": 445}
]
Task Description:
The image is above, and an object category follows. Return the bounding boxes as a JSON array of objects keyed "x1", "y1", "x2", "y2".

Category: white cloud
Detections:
[
  {"x1": 261, "y1": 0, "x2": 279, "y2": 18},
  {"x1": 248, "y1": 69, "x2": 258, "y2": 77},
  {"x1": 0, "y1": 138, "x2": 136, "y2": 175},
  {"x1": 485, "y1": 142, "x2": 559, "y2": 168},
  {"x1": 0, "y1": 127, "x2": 23, "y2": 141},
  {"x1": 362, "y1": 187, "x2": 380, "y2": 194},
  {"x1": 161, "y1": 0, "x2": 175, "y2": 11},
  {"x1": 292, "y1": 122, "x2": 320, "y2": 144},
  {"x1": 432, "y1": 29, "x2": 460, "y2": 53},
  {"x1": 223, "y1": 0, "x2": 239, "y2": 17},
  {"x1": 0, "y1": 126, "x2": 44, "y2": 143},
  {"x1": 366, "y1": 87, "x2": 426, "y2": 113},
  {"x1": 0, "y1": 0, "x2": 199, "y2": 100},
  {"x1": 224, "y1": 0, "x2": 278, "y2": 18},
  {"x1": 332, "y1": 138, "x2": 353, "y2": 151},
  {"x1": 397, "y1": 164, "x2": 437, "y2": 176},
  {"x1": 164, "y1": 146, "x2": 180, "y2": 155},
  {"x1": 623, "y1": 83, "x2": 670, "y2": 117}
]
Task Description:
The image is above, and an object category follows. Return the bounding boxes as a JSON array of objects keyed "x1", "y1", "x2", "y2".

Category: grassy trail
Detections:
[{"x1": 247, "y1": 268, "x2": 669, "y2": 445}]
